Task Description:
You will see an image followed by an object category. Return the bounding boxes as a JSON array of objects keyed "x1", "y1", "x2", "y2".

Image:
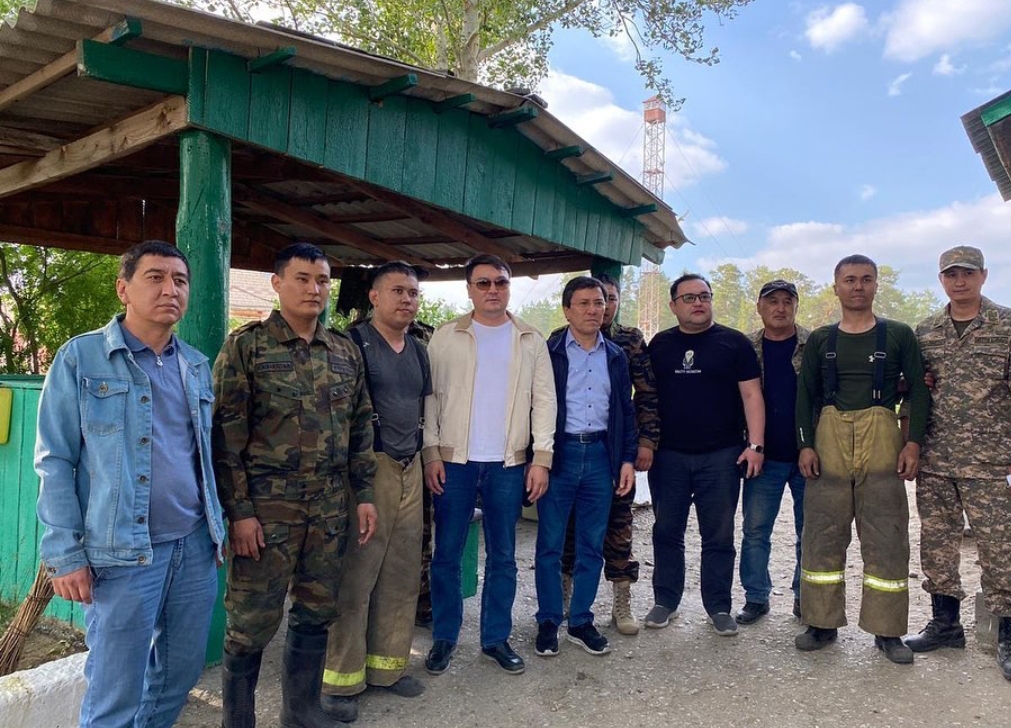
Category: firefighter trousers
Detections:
[
  {"x1": 800, "y1": 406, "x2": 910, "y2": 637},
  {"x1": 323, "y1": 453, "x2": 424, "y2": 695}
]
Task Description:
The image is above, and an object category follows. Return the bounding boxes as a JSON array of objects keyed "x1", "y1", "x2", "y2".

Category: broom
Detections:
[{"x1": 0, "y1": 563, "x2": 56, "y2": 676}]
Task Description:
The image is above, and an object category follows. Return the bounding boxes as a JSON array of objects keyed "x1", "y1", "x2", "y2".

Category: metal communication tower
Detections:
[{"x1": 638, "y1": 96, "x2": 666, "y2": 340}]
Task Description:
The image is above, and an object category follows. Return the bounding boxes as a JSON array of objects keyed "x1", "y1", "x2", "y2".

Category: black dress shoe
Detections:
[
  {"x1": 425, "y1": 640, "x2": 456, "y2": 675},
  {"x1": 481, "y1": 641, "x2": 525, "y2": 674},
  {"x1": 735, "y1": 601, "x2": 770, "y2": 625}
]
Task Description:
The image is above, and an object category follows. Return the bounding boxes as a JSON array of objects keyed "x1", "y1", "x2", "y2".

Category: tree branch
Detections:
[{"x1": 477, "y1": 0, "x2": 588, "y2": 62}]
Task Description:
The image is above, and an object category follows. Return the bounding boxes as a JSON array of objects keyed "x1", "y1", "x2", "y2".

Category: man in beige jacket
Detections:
[{"x1": 423, "y1": 254, "x2": 556, "y2": 677}]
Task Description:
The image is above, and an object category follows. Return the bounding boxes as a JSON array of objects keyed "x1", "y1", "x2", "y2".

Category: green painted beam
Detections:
[
  {"x1": 110, "y1": 17, "x2": 143, "y2": 45},
  {"x1": 433, "y1": 93, "x2": 475, "y2": 113},
  {"x1": 369, "y1": 74, "x2": 418, "y2": 101},
  {"x1": 982, "y1": 96, "x2": 1011, "y2": 126},
  {"x1": 544, "y1": 145, "x2": 584, "y2": 160},
  {"x1": 621, "y1": 203, "x2": 657, "y2": 217},
  {"x1": 576, "y1": 170, "x2": 614, "y2": 186},
  {"x1": 590, "y1": 258, "x2": 622, "y2": 281},
  {"x1": 248, "y1": 46, "x2": 296, "y2": 73},
  {"x1": 488, "y1": 106, "x2": 538, "y2": 128},
  {"x1": 77, "y1": 39, "x2": 187, "y2": 94}
]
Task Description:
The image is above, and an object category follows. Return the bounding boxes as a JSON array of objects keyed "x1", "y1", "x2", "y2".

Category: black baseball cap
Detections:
[{"x1": 758, "y1": 279, "x2": 798, "y2": 299}]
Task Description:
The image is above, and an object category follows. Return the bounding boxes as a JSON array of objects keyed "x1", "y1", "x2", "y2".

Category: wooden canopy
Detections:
[{"x1": 0, "y1": 0, "x2": 686, "y2": 279}]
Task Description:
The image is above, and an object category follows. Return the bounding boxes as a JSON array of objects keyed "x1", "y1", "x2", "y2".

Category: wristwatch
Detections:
[{"x1": 747, "y1": 443, "x2": 765, "y2": 454}]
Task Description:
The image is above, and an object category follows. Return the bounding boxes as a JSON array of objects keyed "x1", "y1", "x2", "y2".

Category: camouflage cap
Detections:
[{"x1": 938, "y1": 245, "x2": 985, "y2": 273}]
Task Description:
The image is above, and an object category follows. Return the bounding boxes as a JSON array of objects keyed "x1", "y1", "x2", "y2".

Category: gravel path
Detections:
[{"x1": 178, "y1": 482, "x2": 1007, "y2": 727}]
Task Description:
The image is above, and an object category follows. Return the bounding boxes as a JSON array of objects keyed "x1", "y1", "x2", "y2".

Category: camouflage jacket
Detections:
[
  {"x1": 212, "y1": 310, "x2": 377, "y2": 521},
  {"x1": 747, "y1": 325, "x2": 811, "y2": 381},
  {"x1": 916, "y1": 296, "x2": 1011, "y2": 478},
  {"x1": 550, "y1": 320, "x2": 659, "y2": 449}
]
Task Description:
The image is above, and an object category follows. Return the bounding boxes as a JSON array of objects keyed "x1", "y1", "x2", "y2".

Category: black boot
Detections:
[
  {"x1": 905, "y1": 594, "x2": 965, "y2": 653},
  {"x1": 279, "y1": 628, "x2": 344, "y2": 728},
  {"x1": 221, "y1": 650, "x2": 262, "y2": 728},
  {"x1": 998, "y1": 616, "x2": 1011, "y2": 681}
]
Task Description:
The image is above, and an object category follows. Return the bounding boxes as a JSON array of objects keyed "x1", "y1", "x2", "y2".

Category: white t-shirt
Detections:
[{"x1": 467, "y1": 319, "x2": 513, "y2": 462}]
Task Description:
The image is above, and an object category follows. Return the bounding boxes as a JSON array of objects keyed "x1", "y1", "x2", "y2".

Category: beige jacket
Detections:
[{"x1": 422, "y1": 312, "x2": 556, "y2": 468}]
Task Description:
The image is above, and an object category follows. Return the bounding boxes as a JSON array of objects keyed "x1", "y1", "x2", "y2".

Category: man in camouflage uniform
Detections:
[
  {"x1": 556, "y1": 273, "x2": 658, "y2": 635},
  {"x1": 213, "y1": 243, "x2": 378, "y2": 728},
  {"x1": 906, "y1": 245, "x2": 1011, "y2": 680}
]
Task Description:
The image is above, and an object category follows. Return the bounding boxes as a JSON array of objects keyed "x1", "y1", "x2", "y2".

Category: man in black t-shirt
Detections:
[{"x1": 644, "y1": 273, "x2": 765, "y2": 637}]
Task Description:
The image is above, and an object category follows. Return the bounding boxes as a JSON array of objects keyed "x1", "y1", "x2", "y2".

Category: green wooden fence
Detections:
[{"x1": 0, "y1": 376, "x2": 85, "y2": 629}]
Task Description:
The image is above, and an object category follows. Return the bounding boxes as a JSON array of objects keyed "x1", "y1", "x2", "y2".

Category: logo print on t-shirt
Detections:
[{"x1": 683, "y1": 350, "x2": 695, "y2": 369}]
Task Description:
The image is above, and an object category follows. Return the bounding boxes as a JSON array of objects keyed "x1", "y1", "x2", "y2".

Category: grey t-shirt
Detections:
[{"x1": 355, "y1": 322, "x2": 431, "y2": 461}]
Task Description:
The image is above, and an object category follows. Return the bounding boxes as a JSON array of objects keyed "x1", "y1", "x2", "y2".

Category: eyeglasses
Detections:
[
  {"x1": 673, "y1": 292, "x2": 713, "y2": 304},
  {"x1": 472, "y1": 277, "x2": 511, "y2": 291}
]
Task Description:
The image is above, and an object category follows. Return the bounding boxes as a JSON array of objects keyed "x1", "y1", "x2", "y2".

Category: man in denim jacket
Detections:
[{"x1": 35, "y1": 241, "x2": 226, "y2": 728}]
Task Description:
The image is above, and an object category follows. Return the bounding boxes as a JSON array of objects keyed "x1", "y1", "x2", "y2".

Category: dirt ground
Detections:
[
  {"x1": 173, "y1": 480, "x2": 1008, "y2": 728},
  {"x1": 1, "y1": 613, "x2": 85, "y2": 673}
]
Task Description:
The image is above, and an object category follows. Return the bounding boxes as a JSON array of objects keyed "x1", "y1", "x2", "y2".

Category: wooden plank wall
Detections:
[
  {"x1": 0, "y1": 378, "x2": 84, "y2": 629},
  {"x1": 189, "y1": 49, "x2": 642, "y2": 265}
]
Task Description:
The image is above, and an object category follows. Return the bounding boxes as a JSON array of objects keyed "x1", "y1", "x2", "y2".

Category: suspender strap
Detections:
[
  {"x1": 824, "y1": 319, "x2": 888, "y2": 408},
  {"x1": 871, "y1": 317, "x2": 887, "y2": 405},
  {"x1": 824, "y1": 323, "x2": 839, "y2": 407},
  {"x1": 348, "y1": 325, "x2": 383, "y2": 452}
]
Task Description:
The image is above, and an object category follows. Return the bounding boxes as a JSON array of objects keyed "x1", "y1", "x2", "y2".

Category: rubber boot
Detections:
[
  {"x1": 279, "y1": 628, "x2": 345, "y2": 728},
  {"x1": 612, "y1": 580, "x2": 639, "y2": 635},
  {"x1": 998, "y1": 616, "x2": 1011, "y2": 681},
  {"x1": 905, "y1": 594, "x2": 965, "y2": 653},
  {"x1": 221, "y1": 650, "x2": 262, "y2": 728}
]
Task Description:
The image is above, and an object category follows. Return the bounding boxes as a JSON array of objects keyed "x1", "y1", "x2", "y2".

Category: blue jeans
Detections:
[
  {"x1": 648, "y1": 445, "x2": 741, "y2": 615},
  {"x1": 431, "y1": 461, "x2": 524, "y2": 648},
  {"x1": 80, "y1": 526, "x2": 218, "y2": 728},
  {"x1": 739, "y1": 459, "x2": 805, "y2": 604},
  {"x1": 535, "y1": 440, "x2": 613, "y2": 627}
]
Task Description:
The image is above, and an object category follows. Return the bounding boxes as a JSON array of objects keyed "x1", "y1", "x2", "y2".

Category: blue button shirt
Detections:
[{"x1": 564, "y1": 329, "x2": 611, "y2": 434}]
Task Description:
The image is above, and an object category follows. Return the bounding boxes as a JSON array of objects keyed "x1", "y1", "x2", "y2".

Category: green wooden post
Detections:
[
  {"x1": 175, "y1": 128, "x2": 231, "y2": 666},
  {"x1": 591, "y1": 258, "x2": 622, "y2": 283}
]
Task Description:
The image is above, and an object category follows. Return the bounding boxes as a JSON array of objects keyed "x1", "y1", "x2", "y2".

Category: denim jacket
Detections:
[{"x1": 36, "y1": 315, "x2": 226, "y2": 578}]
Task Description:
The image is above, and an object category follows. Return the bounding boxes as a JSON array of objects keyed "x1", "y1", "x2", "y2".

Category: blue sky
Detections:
[{"x1": 432, "y1": 0, "x2": 1011, "y2": 310}]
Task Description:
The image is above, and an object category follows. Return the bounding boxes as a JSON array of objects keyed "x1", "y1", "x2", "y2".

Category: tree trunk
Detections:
[{"x1": 459, "y1": 0, "x2": 482, "y2": 81}]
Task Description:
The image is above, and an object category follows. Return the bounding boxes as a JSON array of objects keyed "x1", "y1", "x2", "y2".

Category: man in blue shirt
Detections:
[
  {"x1": 535, "y1": 276, "x2": 637, "y2": 657},
  {"x1": 36, "y1": 241, "x2": 226, "y2": 728}
]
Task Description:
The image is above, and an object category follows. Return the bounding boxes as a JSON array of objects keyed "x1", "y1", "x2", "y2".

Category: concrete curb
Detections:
[{"x1": 0, "y1": 651, "x2": 86, "y2": 728}]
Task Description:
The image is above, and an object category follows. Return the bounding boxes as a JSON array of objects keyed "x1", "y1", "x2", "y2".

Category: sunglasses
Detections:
[{"x1": 472, "y1": 277, "x2": 511, "y2": 291}]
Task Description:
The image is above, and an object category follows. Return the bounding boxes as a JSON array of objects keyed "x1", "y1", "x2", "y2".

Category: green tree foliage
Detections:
[
  {"x1": 0, "y1": 244, "x2": 121, "y2": 374},
  {"x1": 0, "y1": 0, "x2": 33, "y2": 22},
  {"x1": 177, "y1": 0, "x2": 753, "y2": 108}
]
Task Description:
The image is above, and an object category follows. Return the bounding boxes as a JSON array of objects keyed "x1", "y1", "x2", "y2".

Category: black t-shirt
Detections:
[
  {"x1": 648, "y1": 323, "x2": 761, "y2": 453},
  {"x1": 761, "y1": 335, "x2": 799, "y2": 463}
]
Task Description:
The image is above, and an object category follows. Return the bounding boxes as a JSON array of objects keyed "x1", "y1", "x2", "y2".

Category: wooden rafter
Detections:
[
  {"x1": 0, "y1": 95, "x2": 188, "y2": 200},
  {"x1": 340, "y1": 179, "x2": 524, "y2": 263},
  {"x1": 234, "y1": 186, "x2": 428, "y2": 267},
  {"x1": 0, "y1": 20, "x2": 139, "y2": 114}
]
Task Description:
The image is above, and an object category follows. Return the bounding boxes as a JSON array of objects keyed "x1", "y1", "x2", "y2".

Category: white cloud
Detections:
[
  {"x1": 538, "y1": 69, "x2": 727, "y2": 191},
  {"x1": 599, "y1": 31, "x2": 639, "y2": 63},
  {"x1": 697, "y1": 194, "x2": 1011, "y2": 292},
  {"x1": 859, "y1": 184, "x2": 876, "y2": 200},
  {"x1": 691, "y1": 216, "x2": 749, "y2": 239},
  {"x1": 887, "y1": 72, "x2": 913, "y2": 96},
  {"x1": 805, "y1": 4, "x2": 869, "y2": 53},
  {"x1": 883, "y1": 0, "x2": 1011, "y2": 62},
  {"x1": 789, "y1": 50, "x2": 803, "y2": 61},
  {"x1": 932, "y1": 53, "x2": 965, "y2": 76}
]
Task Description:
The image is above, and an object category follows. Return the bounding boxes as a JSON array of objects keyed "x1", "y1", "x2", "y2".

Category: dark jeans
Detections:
[{"x1": 648, "y1": 445, "x2": 741, "y2": 615}]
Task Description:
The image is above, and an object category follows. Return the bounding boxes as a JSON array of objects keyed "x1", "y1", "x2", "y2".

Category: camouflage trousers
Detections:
[
  {"x1": 416, "y1": 484, "x2": 433, "y2": 623},
  {"x1": 562, "y1": 486, "x2": 639, "y2": 583},
  {"x1": 224, "y1": 485, "x2": 348, "y2": 655},
  {"x1": 917, "y1": 472, "x2": 1011, "y2": 616},
  {"x1": 800, "y1": 406, "x2": 909, "y2": 637},
  {"x1": 324, "y1": 454, "x2": 423, "y2": 695}
]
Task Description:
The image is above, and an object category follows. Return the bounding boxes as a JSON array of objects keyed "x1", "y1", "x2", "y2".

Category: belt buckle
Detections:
[{"x1": 579, "y1": 432, "x2": 594, "y2": 443}]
